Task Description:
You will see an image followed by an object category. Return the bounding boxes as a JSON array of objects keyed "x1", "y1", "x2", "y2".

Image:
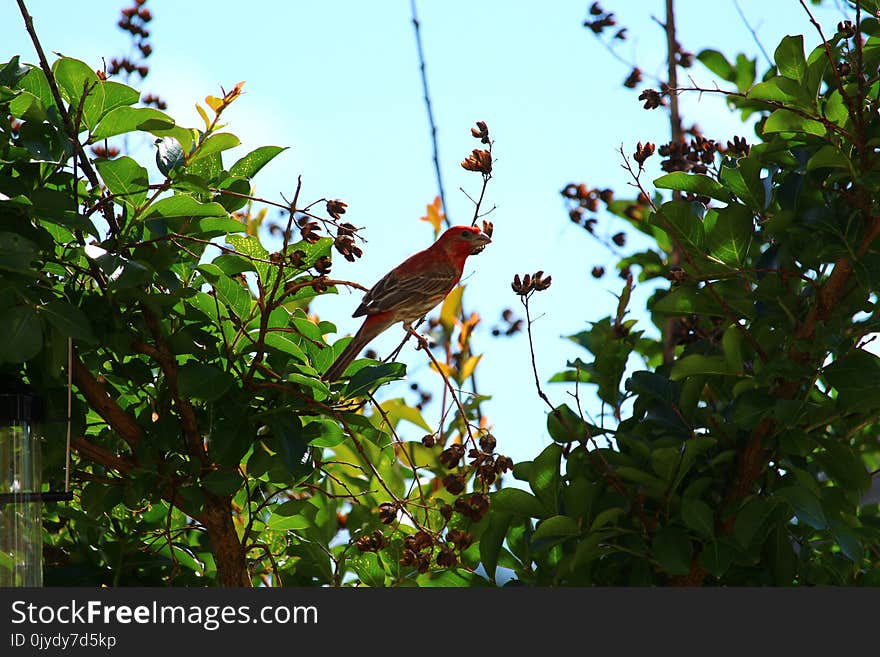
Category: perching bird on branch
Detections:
[{"x1": 322, "y1": 225, "x2": 491, "y2": 381}]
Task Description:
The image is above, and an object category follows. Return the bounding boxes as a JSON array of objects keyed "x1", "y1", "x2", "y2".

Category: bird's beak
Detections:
[{"x1": 471, "y1": 232, "x2": 491, "y2": 254}]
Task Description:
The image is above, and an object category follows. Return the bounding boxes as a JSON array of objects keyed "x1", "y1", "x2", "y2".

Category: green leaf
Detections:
[
  {"x1": 0, "y1": 232, "x2": 37, "y2": 273},
  {"x1": 479, "y1": 511, "x2": 512, "y2": 580},
  {"x1": 670, "y1": 354, "x2": 739, "y2": 380},
  {"x1": 546, "y1": 403, "x2": 607, "y2": 443},
  {"x1": 39, "y1": 299, "x2": 97, "y2": 344},
  {"x1": 733, "y1": 53, "x2": 757, "y2": 92},
  {"x1": 806, "y1": 145, "x2": 851, "y2": 172},
  {"x1": 822, "y1": 90, "x2": 849, "y2": 126},
  {"x1": 652, "y1": 527, "x2": 692, "y2": 576},
  {"x1": 0, "y1": 56, "x2": 29, "y2": 87},
  {"x1": 490, "y1": 488, "x2": 546, "y2": 518},
  {"x1": 343, "y1": 362, "x2": 407, "y2": 398},
  {"x1": 305, "y1": 419, "x2": 345, "y2": 448},
  {"x1": 189, "y1": 133, "x2": 240, "y2": 163},
  {"x1": 173, "y1": 216, "x2": 248, "y2": 238},
  {"x1": 350, "y1": 552, "x2": 385, "y2": 587},
  {"x1": 733, "y1": 497, "x2": 776, "y2": 548},
  {"x1": 144, "y1": 195, "x2": 227, "y2": 220},
  {"x1": 96, "y1": 156, "x2": 149, "y2": 209},
  {"x1": 814, "y1": 440, "x2": 870, "y2": 493},
  {"x1": 52, "y1": 57, "x2": 100, "y2": 129},
  {"x1": 230, "y1": 145, "x2": 287, "y2": 178},
  {"x1": 226, "y1": 234, "x2": 270, "y2": 283},
  {"x1": 776, "y1": 485, "x2": 826, "y2": 530},
  {"x1": 528, "y1": 443, "x2": 562, "y2": 514},
  {"x1": 266, "y1": 513, "x2": 311, "y2": 532},
  {"x1": 698, "y1": 539, "x2": 736, "y2": 578},
  {"x1": 706, "y1": 203, "x2": 753, "y2": 266},
  {"x1": 590, "y1": 507, "x2": 624, "y2": 530},
  {"x1": 91, "y1": 106, "x2": 176, "y2": 142},
  {"x1": 748, "y1": 77, "x2": 802, "y2": 104},
  {"x1": 652, "y1": 284, "x2": 753, "y2": 319},
  {"x1": 655, "y1": 200, "x2": 705, "y2": 253},
  {"x1": 214, "y1": 176, "x2": 251, "y2": 212},
  {"x1": 653, "y1": 172, "x2": 728, "y2": 201},
  {"x1": 696, "y1": 49, "x2": 735, "y2": 81},
  {"x1": 765, "y1": 524, "x2": 797, "y2": 585},
  {"x1": 201, "y1": 470, "x2": 243, "y2": 496},
  {"x1": 197, "y1": 264, "x2": 252, "y2": 320},
  {"x1": 832, "y1": 526, "x2": 864, "y2": 564},
  {"x1": 262, "y1": 332, "x2": 308, "y2": 363},
  {"x1": 0, "y1": 306, "x2": 42, "y2": 363},
  {"x1": 82, "y1": 80, "x2": 141, "y2": 131},
  {"x1": 270, "y1": 415, "x2": 310, "y2": 478},
  {"x1": 530, "y1": 515, "x2": 579, "y2": 552},
  {"x1": 824, "y1": 349, "x2": 880, "y2": 412},
  {"x1": 774, "y1": 35, "x2": 806, "y2": 82},
  {"x1": 722, "y1": 325, "x2": 743, "y2": 372},
  {"x1": 17, "y1": 67, "x2": 52, "y2": 108},
  {"x1": 9, "y1": 91, "x2": 46, "y2": 122},
  {"x1": 376, "y1": 398, "x2": 433, "y2": 433},
  {"x1": 720, "y1": 158, "x2": 766, "y2": 210},
  {"x1": 681, "y1": 498, "x2": 715, "y2": 538},
  {"x1": 763, "y1": 109, "x2": 826, "y2": 137},
  {"x1": 177, "y1": 363, "x2": 234, "y2": 401}
]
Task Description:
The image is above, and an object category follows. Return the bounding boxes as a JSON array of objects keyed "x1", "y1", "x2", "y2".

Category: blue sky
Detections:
[{"x1": 4, "y1": 1, "x2": 849, "y2": 464}]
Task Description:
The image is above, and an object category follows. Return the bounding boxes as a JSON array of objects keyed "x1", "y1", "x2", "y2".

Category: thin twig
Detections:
[
  {"x1": 732, "y1": 0, "x2": 772, "y2": 67},
  {"x1": 410, "y1": 0, "x2": 451, "y2": 227},
  {"x1": 618, "y1": 146, "x2": 770, "y2": 364},
  {"x1": 405, "y1": 326, "x2": 478, "y2": 449},
  {"x1": 521, "y1": 294, "x2": 554, "y2": 411},
  {"x1": 367, "y1": 392, "x2": 429, "y2": 524},
  {"x1": 15, "y1": 0, "x2": 120, "y2": 234}
]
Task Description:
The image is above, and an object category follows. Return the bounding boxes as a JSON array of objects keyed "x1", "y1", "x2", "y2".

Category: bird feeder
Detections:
[
  {"x1": 0, "y1": 378, "x2": 45, "y2": 586},
  {"x1": 0, "y1": 377, "x2": 72, "y2": 586}
]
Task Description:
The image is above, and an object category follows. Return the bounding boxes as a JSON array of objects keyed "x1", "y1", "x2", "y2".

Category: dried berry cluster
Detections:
[
  {"x1": 623, "y1": 67, "x2": 643, "y2": 89},
  {"x1": 583, "y1": 2, "x2": 626, "y2": 40},
  {"x1": 726, "y1": 135, "x2": 750, "y2": 157},
  {"x1": 333, "y1": 218, "x2": 363, "y2": 263},
  {"x1": 409, "y1": 382, "x2": 433, "y2": 411},
  {"x1": 638, "y1": 88, "x2": 667, "y2": 110},
  {"x1": 392, "y1": 525, "x2": 475, "y2": 572},
  {"x1": 562, "y1": 183, "x2": 614, "y2": 233},
  {"x1": 355, "y1": 529, "x2": 386, "y2": 552},
  {"x1": 511, "y1": 271, "x2": 552, "y2": 296},
  {"x1": 491, "y1": 308, "x2": 524, "y2": 337},
  {"x1": 297, "y1": 216, "x2": 322, "y2": 244},
  {"x1": 109, "y1": 0, "x2": 157, "y2": 83},
  {"x1": 633, "y1": 141, "x2": 655, "y2": 167},
  {"x1": 93, "y1": 0, "x2": 166, "y2": 159},
  {"x1": 669, "y1": 313, "x2": 725, "y2": 347},
  {"x1": 669, "y1": 136, "x2": 717, "y2": 173},
  {"x1": 461, "y1": 121, "x2": 492, "y2": 174},
  {"x1": 461, "y1": 148, "x2": 492, "y2": 174},
  {"x1": 837, "y1": 20, "x2": 856, "y2": 39},
  {"x1": 470, "y1": 120, "x2": 490, "y2": 144},
  {"x1": 91, "y1": 144, "x2": 121, "y2": 159},
  {"x1": 362, "y1": 429, "x2": 512, "y2": 572}
]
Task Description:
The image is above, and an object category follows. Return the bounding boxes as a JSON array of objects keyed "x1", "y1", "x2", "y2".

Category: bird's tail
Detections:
[{"x1": 322, "y1": 318, "x2": 389, "y2": 381}]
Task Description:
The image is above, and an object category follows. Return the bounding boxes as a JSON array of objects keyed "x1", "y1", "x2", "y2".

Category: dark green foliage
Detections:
[{"x1": 488, "y1": 9, "x2": 880, "y2": 585}]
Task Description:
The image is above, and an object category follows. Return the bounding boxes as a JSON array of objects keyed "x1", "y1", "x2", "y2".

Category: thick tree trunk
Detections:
[{"x1": 201, "y1": 495, "x2": 250, "y2": 587}]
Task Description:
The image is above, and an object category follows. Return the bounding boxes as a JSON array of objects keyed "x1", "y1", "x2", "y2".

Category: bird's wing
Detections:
[{"x1": 353, "y1": 264, "x2": 459, "y2": 317}]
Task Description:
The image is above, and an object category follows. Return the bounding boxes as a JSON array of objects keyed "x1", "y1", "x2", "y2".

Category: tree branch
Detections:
[
  {"x1": 70, "y1": 353, "x2": 143, "y2": 449},
  {"x1": 410, "y1": 0, "x2": 451, "y2": 228}
]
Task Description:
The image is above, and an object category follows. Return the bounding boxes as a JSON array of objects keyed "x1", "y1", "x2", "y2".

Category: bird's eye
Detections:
[{"x1": 460, "y1": 230, "x2": 472, "y2": 238}]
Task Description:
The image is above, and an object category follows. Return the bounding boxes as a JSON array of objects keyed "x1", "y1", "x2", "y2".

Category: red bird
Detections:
[{"x1": 323, "y1": 225, "x2": 491, "y2": 381}]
